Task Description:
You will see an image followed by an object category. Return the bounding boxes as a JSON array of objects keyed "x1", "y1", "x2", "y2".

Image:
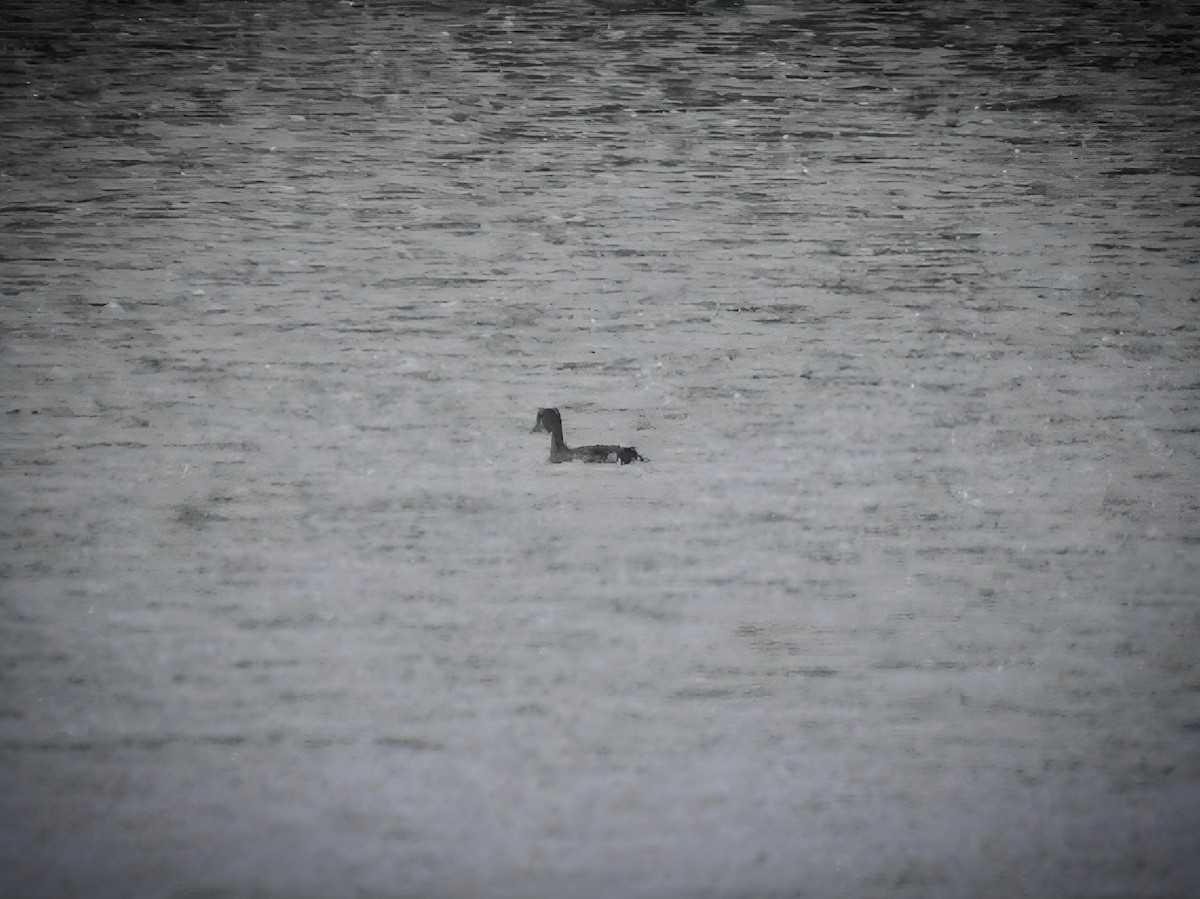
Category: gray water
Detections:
[{"x1": 2, "y1": 1, "x2": 1198, "y2": 897}]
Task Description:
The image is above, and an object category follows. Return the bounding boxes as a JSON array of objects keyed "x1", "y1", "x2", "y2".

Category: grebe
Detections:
[{"x1": 532, "y1": 408, "x2": 647, "y2": 464}]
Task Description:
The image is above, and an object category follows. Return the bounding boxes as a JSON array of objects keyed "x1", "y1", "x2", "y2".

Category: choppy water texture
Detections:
[{"x1": 2, "y1": 1, "x2": 1199, "y2": 897}]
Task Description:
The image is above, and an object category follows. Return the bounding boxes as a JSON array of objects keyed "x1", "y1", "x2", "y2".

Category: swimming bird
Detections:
[{"x1": 532, "y1": 407, "x2": 647, "y2": 464}]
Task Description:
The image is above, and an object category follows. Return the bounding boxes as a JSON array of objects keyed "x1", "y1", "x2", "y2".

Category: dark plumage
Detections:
[{"x1": 532, "y1": 408, "x2": 647, "y2": 464}]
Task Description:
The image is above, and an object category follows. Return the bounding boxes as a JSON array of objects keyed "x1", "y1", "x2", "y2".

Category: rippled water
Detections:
[{"x1": 2, "y1": 1, "x2": 1198, "y2": 897}]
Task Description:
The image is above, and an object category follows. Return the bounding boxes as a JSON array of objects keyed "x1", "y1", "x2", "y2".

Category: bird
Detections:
[{"x1": 532, "y1": 407, "x2": 647, "y2": 464}]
